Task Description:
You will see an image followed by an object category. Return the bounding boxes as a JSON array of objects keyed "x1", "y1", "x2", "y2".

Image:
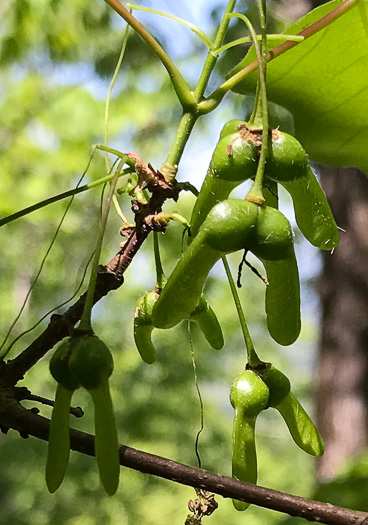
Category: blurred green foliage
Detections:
[{"x1": 0, "y1": 1, "x2": 354, "y2": 524}]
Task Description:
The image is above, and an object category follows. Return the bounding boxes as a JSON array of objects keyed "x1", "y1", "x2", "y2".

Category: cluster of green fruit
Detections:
[
  {"x1": 133, "y1": 120, "x2": 338, "y2": 509},
  {"x1": 47, "y1": 119, "x2": 338, "y2": 502},
  {"x1": 47, "y1": 333, "x2": 119, "y2": 496}
]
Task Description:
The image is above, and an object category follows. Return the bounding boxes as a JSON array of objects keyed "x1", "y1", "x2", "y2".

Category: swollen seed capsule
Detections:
[
  {"x1": 68, "y1": 334, "x2": 113, "y2": 390},
  {"x1": 68, "y1": 333, "x2": 120, "y2": 496},
  {"x1": 266, "y1": 129, "x2": 309, "y2": 182},
  {"x1": 230, "y1": 371, "x2": 269, "y2": 511},
  {"x1": 49, "y1": 338, "x2": 81, "y2": 392}
]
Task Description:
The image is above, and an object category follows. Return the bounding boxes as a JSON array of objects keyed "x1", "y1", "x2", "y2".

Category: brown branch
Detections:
[
  {"x1": 0, "y1": 393, "x2": 367, "y2": 525},
  {"x1": 5, "y1": 167, "x2": 180, "y2": 384}
]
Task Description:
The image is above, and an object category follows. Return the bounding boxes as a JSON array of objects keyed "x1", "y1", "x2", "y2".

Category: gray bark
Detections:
[{"x1": 316, "y1": 167, "x2": 368, "y2": 481}]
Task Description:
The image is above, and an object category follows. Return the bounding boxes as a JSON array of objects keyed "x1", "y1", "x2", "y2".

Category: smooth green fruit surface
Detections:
[
  {"x1": 49, "y1": 339, "x2": 80, "y2": 392},
  {"x1": 281, "y1": 167, "x2": 339, "y2": 250},
  {"x1": 68, "y1": 334, "x2": 113, "y2": 390},
  {"x1": 262, "y1": 366, "x2": 291, "y2": 408},
  {"x1": 190, "y1": 125, "x2": 258, "y2": 238},
  {"x1": 250, "y1": 205, "x2": 294, "y2": 261},
  {"x1": 190, "y1": 295, "x2": 224, "y2": 350},
  {"x1": 266, "y1": 130, "x2": 309, "y2": 181},
  {"x1": 90, "y1": 381, "x2": 120, "y2": 496},
  {"x1": 46, "y1": 384, "x2": 73, "y2": 493},
  {"x1": 230, "y1": 371, "x2": 269, "y2": 511},
  {"x1": 219, "y1": 119, "x2": 247, "y2": 139},
  {"x1": 276, "y1": 391, "x2": 324, "y2": 457},
  {"x1": 153, "y1": 199, "x2": 301, "y2": 346},
  {"x1": 230, "y1": 370, "x2": 270, "y2": 417}
]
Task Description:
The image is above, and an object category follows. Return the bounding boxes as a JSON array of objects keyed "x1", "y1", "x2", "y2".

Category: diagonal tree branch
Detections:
[
  {"x1": 0, "y1": 392, "x2": 367, "y2": 525},
  {"x1": 5, "y1": 170, "x2": 180, "y2": 383}
]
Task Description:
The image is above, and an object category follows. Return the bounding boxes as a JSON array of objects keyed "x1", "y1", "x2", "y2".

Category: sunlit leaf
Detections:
[{"x1": 230, "y1": 0, "x2": 368, "y2": 173}]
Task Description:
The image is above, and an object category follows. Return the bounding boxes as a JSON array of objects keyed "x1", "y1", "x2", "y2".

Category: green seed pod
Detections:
[
  {"x1": 49, "y1": 338, "x2": 81, "y2": 392},
  {"x1": 190, "y1": 295, "x2": 224, "y2": 350},
  {"x1": 266, "y1": 130, "x2": 309, "y2": 182},
  {"x1": 90, "y1": 381, "x2": 120, "y2": 496},
  {"x1": 68, "y1": 333, "x2": 120, "y2": 495},
  {"x1": 46, "y1": 339, "x2": 81, "y2": 493},
  {"x1": 280, "y1": 167, "x2": 339, "y2": 250},
  {"x1": 190, "y1": 125, "x2": 258, "y2": 239},
  {"x1": 45, "y1": 383, "x2": 74, "y2": 493},
  {"x1": 68, "y1": 334, "x2": 113, "y2": 390},
  {"x1": 262, "y1": 366, "x2": 291, "y2": 408},
  {"x1": 219, "y1": 119, "x2": 247, "y2": 140},
  {"x1": 230, "y1": 370, "x2": 269, "y2": 511},
  {"x1": 152, "y1": 199, "x2": 301, "y2": 346},
  {"x1": 191, "y1": 119, "x2": 338, "y2": 251},
  {"x1": 134, "y1": 291, "x2": 158, "y2": 364},
  {"x1": 250, "y1": 205, "x2": 294, "y2": 261},
  {"x1": 276, "y1": 391, "x2": 324, "y2": 457},
  {"x1": 134, "y1": 290, "x2": 224, "y2": 358},
  {"x1": 262, "y1": 255, "x2": 301, "y2": 346},
  {"x1": 203, "y1": 200, "x2": 259, "y2": 252}
]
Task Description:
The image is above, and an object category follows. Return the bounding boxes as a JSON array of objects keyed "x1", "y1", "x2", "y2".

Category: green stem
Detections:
[
  {"x1": 246, "y1": 1, "x2": 268, "y2": 204},
  {"x1": 160, "y1": 1, "x2": 237, "y2": 179},
  {"x1": 0, "y1": 166, "x2": 134, "y2": 227},
  {"x1": 161, "y1": 112, "x2": 197, "y2": 173},
  {"x1": 222, "y1": 256, "x2": 262, "y2": 367},
  {"x1": 197, "y1": 0, "x2": 359, "y2": 114},
  {"x1": 214, "y1": 34, "x2": 304, "y2": 55},
  {"x1": 104, "y1": 21, "x2": 131, "y2": 224},
  {"x1": 104, "y1": 22, "x2": 130, "y2": 174},
  {"x1": 103, "y1": 0, "x2": 196, "y2": 110},
  {"x1": 126, "y1": 4, "x2": 213, "y2": 49},
  {"x1": 153, "y1": 232, "x2": 165, "y2": 290},
  {"x1": 194, "y1": 0, "x2": 237, "y2": 101},
  {"x1": 78, "y1": 161, "x2": 124, "y2": 332}
]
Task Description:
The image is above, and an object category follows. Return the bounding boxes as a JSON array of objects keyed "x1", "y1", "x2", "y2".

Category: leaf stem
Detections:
[
  {"x1": 126, "y1": 4, "x2": 213, "y2": 49},
  {"x1": 103, "y1": 0, "x2": 196, "y2": 110},
  {"x1": 104, "y1": 18, "x2": 131, "y2": 224},
  {"x1": 0, "y1": 166, "x2": 134, "y2": 227},
  {"x1": 194, "y1": 0, "x2": 237, "y2": 101},
  {"x1": 197, "y1": 0, "x2": 359, "y2": 114},
  {"x1": 222, "y1": 256, "x2": 262, "y2": 367},
  {"x1": 78, "y1": 161, "x2": 124, "y2": 332},
  {"x1": 161, "y1": 112, "x2": 197, "y2": 175},
  {"x1": 214, "y1": 34, "x2": 304, "y2": 56}
]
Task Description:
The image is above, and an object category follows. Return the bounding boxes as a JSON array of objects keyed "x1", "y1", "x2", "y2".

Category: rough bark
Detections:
[{"x1": 316, "y1": 167, "x2": 368, "y2": 481}]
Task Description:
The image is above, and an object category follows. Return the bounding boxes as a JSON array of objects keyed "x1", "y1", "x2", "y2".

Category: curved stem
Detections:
[
  {"x1": 104, "y1": 22, "x2": 130, "y2": 174},
  {"x1": 126, "y1": 4, "x2": 213, "y2": 49},
  {"x1": 194, "y1": 0, "x2": 237, "y2": 101},
  {"x1": 0, "y1": 167, "x2": 134, "y2": 227},
  {"x1": 222, "y1": 256, "x2": 262, "y2": 367},
  {"x1": 214, "y1": 34, "x2": 304, "y2": 56},
  {"x1": 104, "y1": 18, "x2": 131, "y2": 224},
  {"x1": 103, "y1": 0, "x2": 196, "y2": 110},
  {"x1": 197, "y1": 0, "x2": 359, "y2": 114},
  {"x1": 78, "y1": 161, "x2": 124, "y2": 331}
]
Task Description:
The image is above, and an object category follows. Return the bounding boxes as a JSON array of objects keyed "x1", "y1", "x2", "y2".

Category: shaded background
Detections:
[{"x1": 1, "y1": 0, "x2": 367, "y2": 523}]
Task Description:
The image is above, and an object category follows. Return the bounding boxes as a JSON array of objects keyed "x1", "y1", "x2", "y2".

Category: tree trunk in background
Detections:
[{"x1": 316, "y1": 167, "x2": 368, "y2": 481}]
